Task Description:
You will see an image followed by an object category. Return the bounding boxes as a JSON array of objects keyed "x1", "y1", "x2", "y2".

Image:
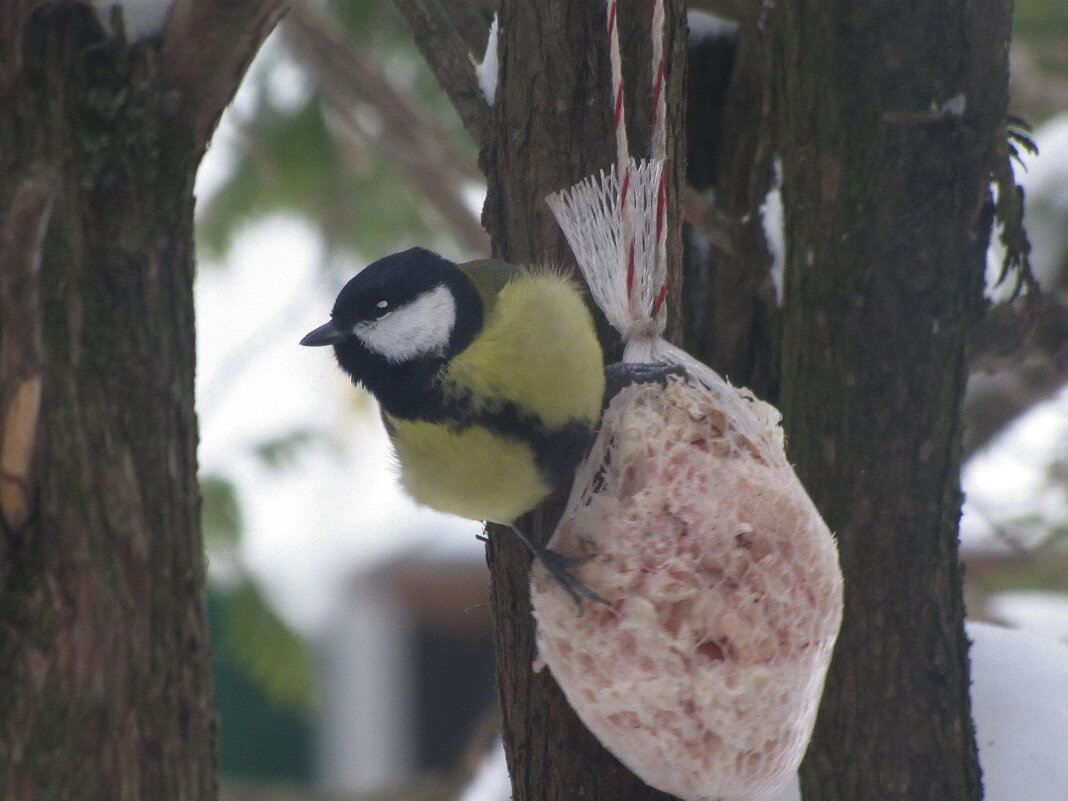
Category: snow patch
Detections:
[
  {"x1": 476, "y1": 14, "x2": 499, "y2": 107},
  {"x1": 687, "y1": 10, "x2": 739, "y2": 45},
  {"x1": 92, "y1": 0, "x2": 174, "y2": 43},
  {"x1": 968, "y1": 621, "x2": 1068, "y2": 801},
  {"x1": 761, "y1": 158, "x2": 785, "y2": 305}
]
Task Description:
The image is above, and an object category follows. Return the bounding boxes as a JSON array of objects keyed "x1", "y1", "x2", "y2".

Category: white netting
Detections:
[
  {"x1": 546, "y1": 157, "x2": 786, "y2": 475},
  {"x1": 531, "y1": 379, "x2": 843, "y2": 801},
  {"x1": 538, "y1": 148, "x2": 842, "y2": 801},
  {"x1": 535, "y1": 10, "x2": 842, "y2": 797},
  {"x1": 546, "y1": 160, "x2": 667, "y2": 347}
]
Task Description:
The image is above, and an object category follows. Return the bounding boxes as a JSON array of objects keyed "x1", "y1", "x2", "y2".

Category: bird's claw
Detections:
[
  {"x1": 535, "y1": 547, "x2": 609, "y2": 613},
  {"x1": 603, "y1": 361, "x2": 688, "y2": 409},
  {"x1": 547, "y1": 550, "x2": 596, "y2": 569},
  {"x1": 508, "y1": 524, "x2": 609, "y2": 614}
]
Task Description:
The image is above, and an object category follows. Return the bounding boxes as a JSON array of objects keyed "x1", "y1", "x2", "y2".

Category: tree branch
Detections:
[
  {"x1": 391, "y1": 0, "x2": 491, "y2": 148},
  {"x1": 0, "y1": 1, "x2": 49, "y2": 91},
  {"x1": 161, "y1": 0, "x2": 288, "y2": 152},
  {"x1": 970, "y1": 295, "x2": 1068, "y2": 373},
  {"x1": 964, "y1": 294, "x2": 1068, "y2": 452},
  {"x1": 282, "y1": 4, "x2": 489, "y2": 255},
  {"x1": 283, "y1": 4, "x2": 479, "y2": 180}
]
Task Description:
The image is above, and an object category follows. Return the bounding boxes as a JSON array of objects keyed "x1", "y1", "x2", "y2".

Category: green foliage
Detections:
[
  {"x1": 208, "y1": 590, "x2": 314, "y2": 783},
  {"x1": 1012, "y1": 0, "x2": 1068, "y2": 122},
  {"x1": 329, "y1": 0, "x2": 474, "y2": 124},
  {"x1": 1013, "y1": 0, "x2": 1068, "y2": 51},
  {"x1": 201, "y1": 474, "x2": 243, "y2": 549},
  {"x1": 201, "y1": 475, "x2": 316, "y2": 712},
  {"x1": 196, "y1": 0, "x2": 474, "y2": 264},
  {"x1": 198, "y1": 93, "x2": 431, "y2": 260},
  {"x1": 990, "y1": 118, "x2": 1039, "y2": 299},
  {"x1": 219, "y1": 580, "x2": 317, "y2": 711},
  {"x1": 254, "y1": 429, "x2": 321, "y2": 469}
]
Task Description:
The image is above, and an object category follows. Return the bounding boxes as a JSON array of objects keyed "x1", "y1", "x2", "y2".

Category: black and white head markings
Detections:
[
  {"x1": 321, "y1": 248, "x2": 484, "y2": 416},
  {"x1": 346, "y1": 273, "x2": 455, "y2": 362}
]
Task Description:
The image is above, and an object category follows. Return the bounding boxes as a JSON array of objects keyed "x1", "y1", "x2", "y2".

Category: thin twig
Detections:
[
  {"x1": 970, "y1": 294, "x2": 1068, "y2": 374},
  {"x1": 391, "y1": 0, "x2": 492, "y2": 148},
  {"x1": 282, "y1": 5, "x2": 489, "y2": 254},
  {"x1": 285, "y1": 3, "x2": 480, "y2": 181}
]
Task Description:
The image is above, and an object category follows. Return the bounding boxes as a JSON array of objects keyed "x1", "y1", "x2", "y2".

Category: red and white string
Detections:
[
  {"x1": 606, "y1": 0, "x2": 669, "y2": 323},
  {"x1": 606, "y1": 0, "x2": 637, "y2": 317},
  {"x1": 648, "y1": 0, "x2": 668, "y2": 319}
]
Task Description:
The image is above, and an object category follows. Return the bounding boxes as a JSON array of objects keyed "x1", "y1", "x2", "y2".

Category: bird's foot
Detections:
[
  {"x1": 535, "y1": 547, "x2": 608, "y2": 612},
  {"x1": 509, "y1": 525, "x2": 608, "y2": 613},
  {"x1": 603, "y1": 361, "x2": 688, "y2": 409}
]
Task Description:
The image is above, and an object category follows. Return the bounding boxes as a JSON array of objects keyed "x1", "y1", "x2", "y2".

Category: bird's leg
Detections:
[
  {"x1": 499, "y1": 363, "x2": 685, "y2": 612},
  {"x1": 508, "y1": 524, "x2": 608, "y2": 612},
  {"x1": 603, "y1": 361, "x2": 688, "y2": 409}
]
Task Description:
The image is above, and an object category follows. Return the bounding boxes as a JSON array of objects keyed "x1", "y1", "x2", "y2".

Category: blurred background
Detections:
[{"x1": 186, "y1": 1, "x2": 1068, "y2": 798}]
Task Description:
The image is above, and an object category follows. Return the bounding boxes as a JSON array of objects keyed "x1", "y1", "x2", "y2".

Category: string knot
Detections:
[{"x1": 622, "y1": 316, "x2": 664, "y2": 344}]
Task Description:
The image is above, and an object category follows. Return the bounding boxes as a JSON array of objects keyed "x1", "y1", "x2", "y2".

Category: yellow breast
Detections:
[
  {"x1": 385, "y1": 271, "x2": 604, "y2": 524},
  {"x1": 442, "y1": 271, "x2": 604, "y2": 427},
  {"x1": 384, "y1": 417, "x2": 550, "y2": 525}
]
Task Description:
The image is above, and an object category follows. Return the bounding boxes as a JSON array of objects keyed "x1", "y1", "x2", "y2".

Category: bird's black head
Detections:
[{"x1": 301, "y1": 248, "x2": 483, "y2": 416}]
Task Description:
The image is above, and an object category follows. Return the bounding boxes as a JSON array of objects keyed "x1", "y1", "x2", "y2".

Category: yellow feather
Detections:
[
  {"x1": 383, "y1": 265, "x2": 604, "y2": 524},
  {"x1": 442, "y1": 271, "x2": 604, "y2": 427},
  {"x1": 385, "y1": 415, "x2": 549, "y2": 524}
]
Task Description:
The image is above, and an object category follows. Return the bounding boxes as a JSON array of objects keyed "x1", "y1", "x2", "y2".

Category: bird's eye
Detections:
[{"x1": 376, "y1": 300, "x2": 389, "y2": 311}]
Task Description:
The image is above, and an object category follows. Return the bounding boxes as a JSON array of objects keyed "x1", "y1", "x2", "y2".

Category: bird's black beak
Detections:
[{"x1": 300, "y1": 320, "x2": 346, "y2": 347}]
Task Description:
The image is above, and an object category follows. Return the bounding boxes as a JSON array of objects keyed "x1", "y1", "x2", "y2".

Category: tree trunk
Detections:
[
  {"x1": 479, "y1": 2, "x2": 687, "y2": 800},
  {"x1": 682, "y1": 11, "x2": 780, "y2": 398},
  {"x1": 0, "y1": 4, "x2": 280, "y2": 798},
  {"x1": 772, "y1": 2, "x2": 1005, "y2": 799}
]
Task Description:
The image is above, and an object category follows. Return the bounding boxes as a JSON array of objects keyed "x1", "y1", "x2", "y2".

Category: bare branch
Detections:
[
  {"x1": 965, "y1": 294, "x2": 1068, "y2": 452},
  {"x1": 970, "y1": 295, "x2": 1068, "y2": 374},
  {"x1": 283, "y1": 5, "x2": 489, "y2": 255},
  {"x1": 283, "y1": 4, "x2": 479, "y2": 180},
  {"x1": 392, "y1": 0, "x2": 491, "y2": 148},
  {"x1": 162, "y1": 0, "x2": 289, "y2": 152}
]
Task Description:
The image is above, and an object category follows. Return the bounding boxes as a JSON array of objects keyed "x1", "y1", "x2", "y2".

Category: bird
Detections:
[{"x1": 301, "y1": 247, "x2": 606, "y2": 605}]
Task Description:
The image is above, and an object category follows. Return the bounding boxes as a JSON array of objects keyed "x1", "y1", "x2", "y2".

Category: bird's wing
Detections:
[{"x1": 457, "y1": 258, "x2": 526, "y2": 320}]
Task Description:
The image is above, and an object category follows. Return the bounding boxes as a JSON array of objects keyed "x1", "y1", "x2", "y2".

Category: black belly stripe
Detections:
[
  {"x1": 387, "y1": 392, "x2": 595, "y2": 492},
  {"x1": 468, "y1": 400, "x2": 595, "y2": 490}
]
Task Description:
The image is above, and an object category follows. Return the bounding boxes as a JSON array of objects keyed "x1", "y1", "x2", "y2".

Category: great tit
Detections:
[{"x1": 301, "y1": 247, "x2": 606, "y2": 603}]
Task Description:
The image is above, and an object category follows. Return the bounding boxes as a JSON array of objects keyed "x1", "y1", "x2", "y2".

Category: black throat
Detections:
[
  {"x1": 333, "y1": 266, "x2": 484, "y2": 421},
  {"x1": 334, "y1": 340, "x2": 448, "y2": 420}
]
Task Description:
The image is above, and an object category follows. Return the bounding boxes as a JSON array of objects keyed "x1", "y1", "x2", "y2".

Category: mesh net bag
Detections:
[{"x1": 533, "y1": 161, "x2": 844, "y2": 801}]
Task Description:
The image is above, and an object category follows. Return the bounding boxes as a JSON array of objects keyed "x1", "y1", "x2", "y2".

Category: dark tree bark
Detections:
[
  {"x1": 399, "y1": 1, "x2": 688, "y2": 799},
  {"x1": 682, "y1": 10, "x2": 780, "y2": 398},
  {"x1": 0, "y1": 3, "x2": 282, "y2": 798},
  {"x1": 397, "y1": 1, "x2": 1018, "y2": 800},
  {"x1": 479, "y1": 4, "x2": 688, "y2": 800},
  {"x1": 772, "y1": 2, "x2": 1004, "y2": 799}
]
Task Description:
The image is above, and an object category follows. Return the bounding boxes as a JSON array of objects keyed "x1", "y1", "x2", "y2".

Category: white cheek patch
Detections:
[{"x1": 352, "y1": 284, "x2": 457, "y2": 363}]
